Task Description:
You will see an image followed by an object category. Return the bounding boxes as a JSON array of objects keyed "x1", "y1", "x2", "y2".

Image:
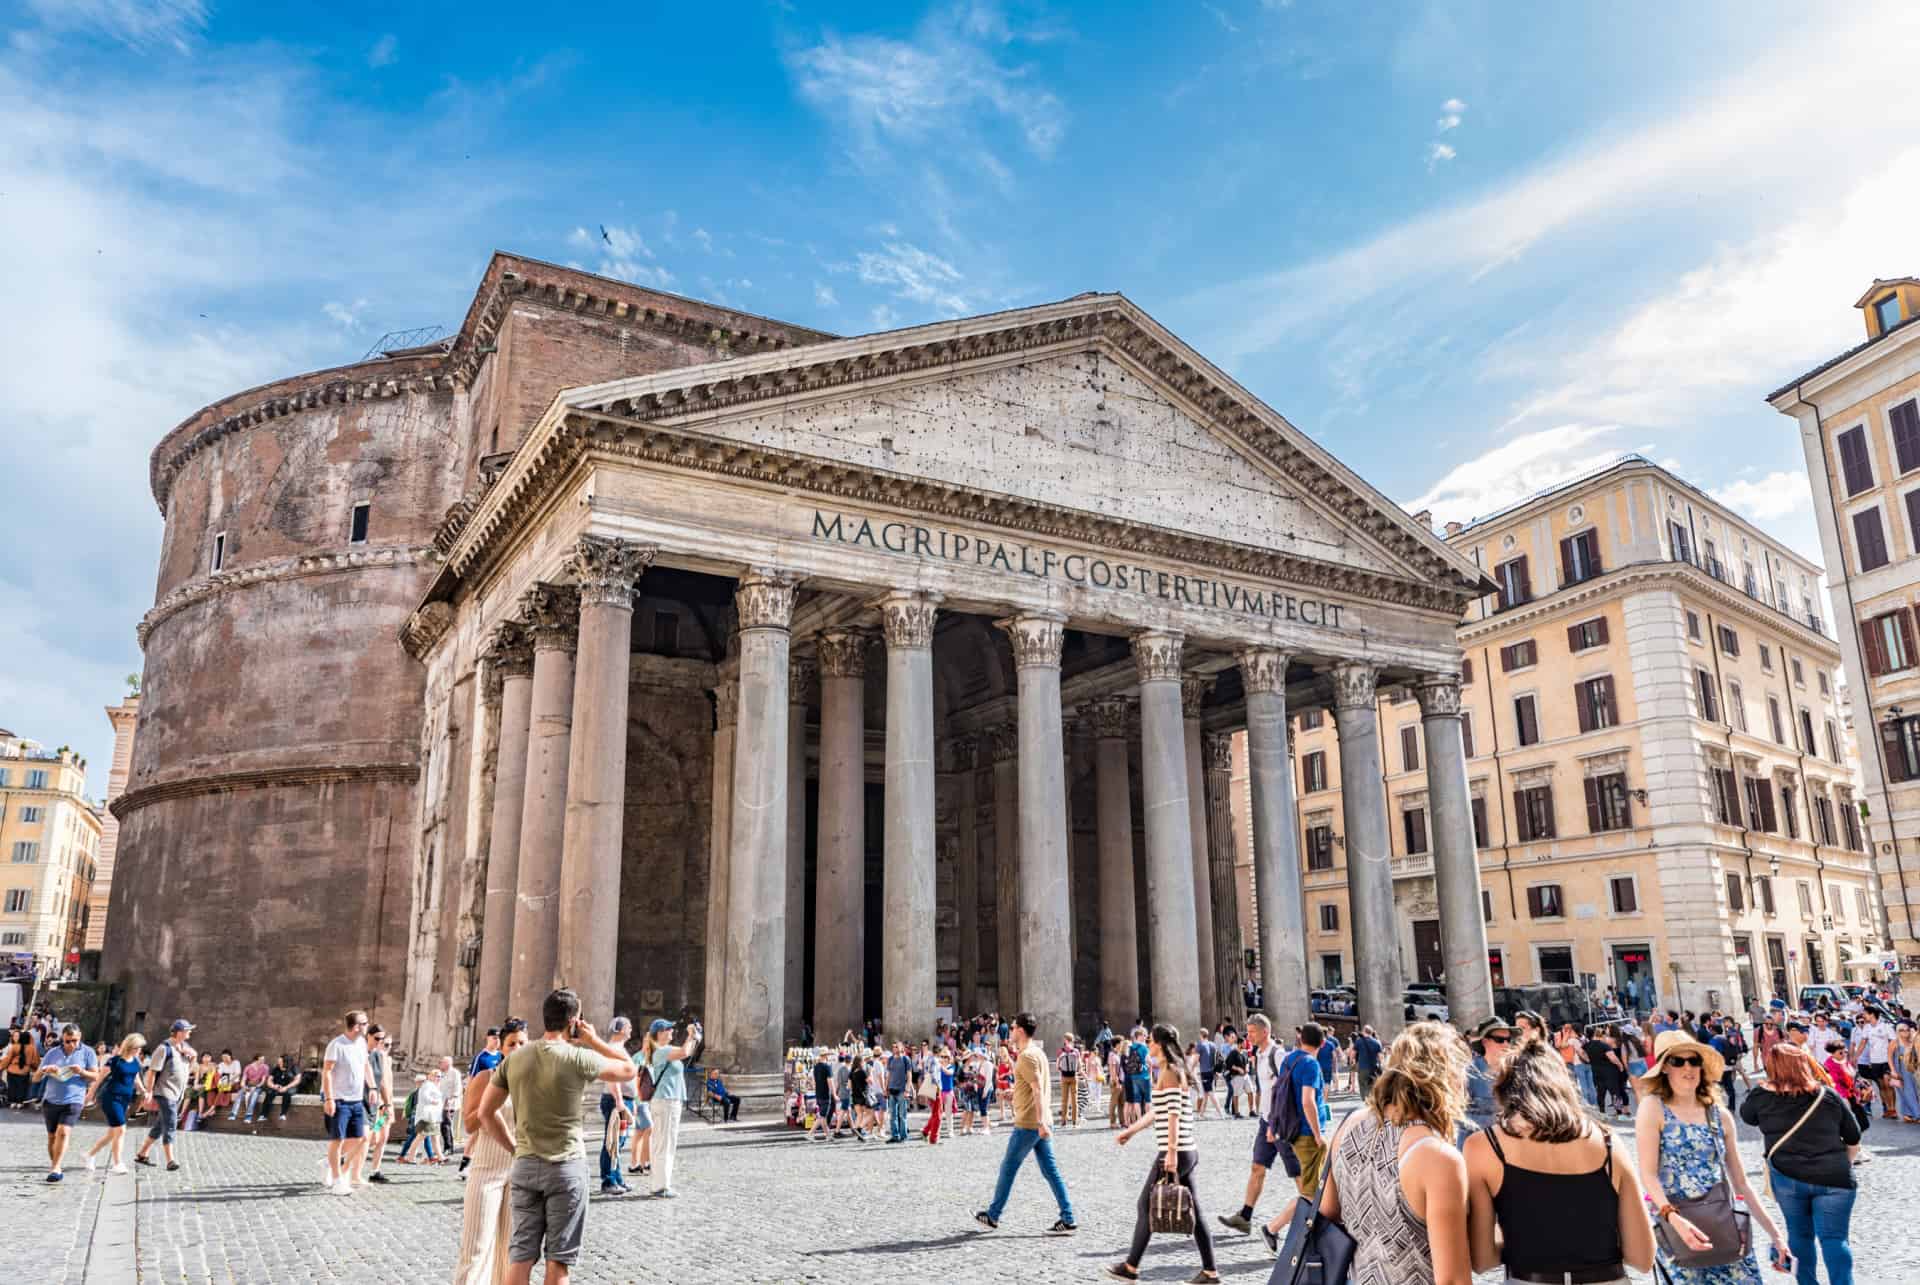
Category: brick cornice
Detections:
[
  {"x1": 111, "y1": 761, "x2": 420, "y2": 821},
  {"x1": 139, "y1": 545, "x2": 440, "y2": 649}
]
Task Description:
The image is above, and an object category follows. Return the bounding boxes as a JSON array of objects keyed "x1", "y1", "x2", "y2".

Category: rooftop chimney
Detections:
[
  {"x1": 1412, "y1": 509, "x2": 1433, "y2": 530},
  {"x1": 1444, "y1": 520, "x2": 1464, "y2": 537}
]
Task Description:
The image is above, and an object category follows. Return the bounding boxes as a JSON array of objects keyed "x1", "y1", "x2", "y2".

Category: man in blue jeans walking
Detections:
[
  {"x1": 974, "y1": 1012, "x2": 1076, "y2": 1235},
  {"x1": 884, "y1": 1042, "x2": 913, "y2": 1142}
]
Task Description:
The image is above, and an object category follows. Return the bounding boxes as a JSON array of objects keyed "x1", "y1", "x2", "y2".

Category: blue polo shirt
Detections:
[
  {"x1": 41, "y1": 1044, "x2": 98, "y2": 1107},
  {"x1": 1354, "y1": 1034, "x2": 1383, "y2": 1073}
]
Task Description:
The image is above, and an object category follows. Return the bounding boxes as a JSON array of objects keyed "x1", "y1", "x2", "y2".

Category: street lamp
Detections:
[{"x1": 1769, "y1": 855, "x2": 1782, "y2": 879}]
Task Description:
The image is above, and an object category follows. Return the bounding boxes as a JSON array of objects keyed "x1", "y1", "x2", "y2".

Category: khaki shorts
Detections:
[{"x1": 1291, "y1": 1135, "x2": 1326, "y2": 1196}]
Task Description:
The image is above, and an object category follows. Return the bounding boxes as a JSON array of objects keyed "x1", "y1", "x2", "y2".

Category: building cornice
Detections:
[
  {"x1": 415, "y1": 297, "x2": 1490, "y2": 649},
  {"x1": 148, "y1": 253, "x2": 837, "y2": 514},
  {"x1": 110, "y1": 762, "x2": 420, "y2": 821},
  {"x1": 140, "y1": 545, "x2": 439, "y2": 649},
  {"x1": 1457, "y1": 558, "x2": 1841, "y2": 658}
]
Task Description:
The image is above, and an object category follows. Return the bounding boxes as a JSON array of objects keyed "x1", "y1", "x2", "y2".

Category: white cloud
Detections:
[
  {"x1": 1402, "y1": 425, "x2": 1631, "y2": 527},
  {"x1": 847, "y1": 241, "x2": 971, "y2": 315},
  {"x1": 1425, "y1": 141, "x2": 1456, "y2": 170},
  {"x1": 1710, "y1": 471, "x2": 1813, "y2": 523},
  {"x1": 1202, "y1": 3, "x2": 1240, "y2": 34},
  {"x1": 322, "y1": 298, "x2": 370, "y2": 330},
  {"x1": 23, "y1": 0, "x2": 206, "y2": 51},
  {"x1": 565, "y1": 223, "x2": 671, "y2": 285},
  {"x1": 368, "y1": 34, "x2": 398, "y2": 68},
  {"x1": 692, "y1": 227, "x2": 714, "y2": 253},
  {"x1": 1441, "y1": 97, "x2": 1466, "y2": 114},
  {"x1": 814, "y1": 282, "x2": 838, "y2": 308},
  {"x1": 1184, "y1": 2, "x2": 1920, "y2": 369},
  {"x1": 787, "y1": 8, "x2": 1067, "y2": 167}
]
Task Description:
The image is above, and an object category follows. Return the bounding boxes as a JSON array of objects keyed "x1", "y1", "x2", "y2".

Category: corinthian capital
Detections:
[
  {"x1": 567, "y1": 536, "x2": 656, "y2": 608},
  {"x1": 481, "y1": 621, "x2": 534, "y2": 704},
  {"x1": 1131, "y1": 630, "x2": 1184, "y2": 685},
  {"x1": 996, "y1": 611, "x2": 1067, "y2": 670},
  {"x1": 1330, "y1": 661, "x2": 1378, "y2": 711},
  {"x1": 1238, "y1": 647, "x2": 1292, "y2": 696},
  {"x1": 518, "y1": 583, "x2": 580, "y2": 653},
  {"x1": 1180, "y1": 675, "x2": 1213, "y2": 718},
  {"x1": 944, "y1": 734, "x2": 979, "y2": 773},
  {"x1": 875, "y1": 590, "x2": 941, "y2": 649},
  {"x1": 816, "y1": 628, "x2": 871, "y2": 679},
  {"x1": 1203, "y1": 730, "x2": 1235, "y2": 776},
  {"x1": 988, "y1": 721, "x2": 1020, "y2": 764},
  {"x1": 735, "y1": 568, "x2": 799, "y2": 631},
  {"x1": 1414, "y1": 674, "x2": 1463, "y2": 719},
  {"x1": 1085, "y1": 696, "x2": 1134, "y2": 741},
  {"x1": 789, "y1": 654, "x2": 818, "y2": 700}
]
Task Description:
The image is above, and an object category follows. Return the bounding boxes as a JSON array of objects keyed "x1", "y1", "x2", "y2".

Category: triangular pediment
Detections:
[{"x1": 455, "y1": 295, "x2": 1489, "y2": 608}]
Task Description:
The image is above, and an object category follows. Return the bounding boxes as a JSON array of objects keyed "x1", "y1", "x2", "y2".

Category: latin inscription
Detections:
[{"x1": 810, "y1": 510, "x2": 1348, "y2": 630}]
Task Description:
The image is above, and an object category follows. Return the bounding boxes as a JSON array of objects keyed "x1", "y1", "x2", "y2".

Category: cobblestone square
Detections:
[{"x1": 5, "y1": 1090, "x2": 1920, "y2": 1283}]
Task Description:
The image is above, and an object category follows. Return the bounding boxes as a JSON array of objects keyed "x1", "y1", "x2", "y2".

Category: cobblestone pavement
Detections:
[{"x1": 3, "y1": 1090, "x2": 1919, "y2": 1282}]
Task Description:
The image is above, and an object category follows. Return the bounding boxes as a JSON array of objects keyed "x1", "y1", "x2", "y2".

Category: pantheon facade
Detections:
[{"x1": 107, "y1": 254, "x2": 1493, "y2": 1067}]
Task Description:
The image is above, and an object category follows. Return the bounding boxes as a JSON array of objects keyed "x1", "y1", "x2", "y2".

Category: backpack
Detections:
[
  {"x1": 1061, "y1": 1048, "x2": 1081, "y2": 1075},
  {"x1": 1123, "y1": 1043, "x2": 1146, "y2": 1078},
  {"x1": 635, "y1": 1060, "x2": 656, "y2": 1103},
  {"x1": 1271, "y1": 1049, "x2": 1307, "y2": 1142}
]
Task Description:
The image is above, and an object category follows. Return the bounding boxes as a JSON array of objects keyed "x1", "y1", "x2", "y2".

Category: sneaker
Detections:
[
  {"x1": 46, "y1": 1171, "x2": 63, "y2": 1183},
  {"x1": 599, "y1": 1183, "x2": 629, "y2": 1197},
  {"x1": 973, "y1": 1211, "x2": 998, "y2": 1231},
  {"x1": 331, "y1": 1179, "x2": 353, "y2": 1196},
  {"x1": 1260, "y1": 1225, "x2": 1280, "y2": 1255},
  {"x1": 320, "y1": 1160, "x2": 334, "y2": 1188},
  {"x1": 1046, "y1": 1219, "x2": 1076, "y2": 1236},
  {"x1": 1218, "y1": 1212, "x2": 1252, "y2": 1233},
  {"x1": 654, "y1": 1189, "x2": 679, "y2": 1199},
  {"x1": 84, "y1": 1155, "x2": 97, "y2": 1173},
  {"x1": 367, "y1": 1172, "x2": 391, "y2": 1184},
  {"x1": 165, "y1": 1162, "x2": 180, "y2": 1172},
  {"x1": 109, "y1": 1163, "x2": 129, "y2": 1175}
]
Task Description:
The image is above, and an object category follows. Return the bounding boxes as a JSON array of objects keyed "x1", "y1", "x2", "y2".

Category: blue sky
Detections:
[{"x1": 6, "y1": 0, "x2": 1919, "y2": 790}]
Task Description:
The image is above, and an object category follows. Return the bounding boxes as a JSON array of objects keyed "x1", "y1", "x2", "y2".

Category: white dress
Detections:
[{"x1": 451, "y1": 1095, "x2": 515, "y2": 1285}]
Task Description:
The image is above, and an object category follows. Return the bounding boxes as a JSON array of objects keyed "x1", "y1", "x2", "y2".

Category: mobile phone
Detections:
[
  {"x1": 568, "y1": 1019, "x2": 581, "y2": 1038},
  {"x1": 1770, "y1": 1245, "x2": 1793, "y2": 1272}
]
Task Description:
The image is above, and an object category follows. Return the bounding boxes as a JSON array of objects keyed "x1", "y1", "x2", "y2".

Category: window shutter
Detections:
[
  {"x1": 1854, "y1": 508, "x2": 1890, "y2": 571},
  {"x1": 1461, "y1": 715, "x2": 1475, "y2": 760},
  {"x1": 1583, "y1": 531, "x2": 1603, "y2": 576},
  {"x1": 1593, "y1": 616, "x2": 1609, "y2": 645},
  {"x1": 1863, "y1": 616, "x2": 1889, "y2": 676},
  {"x1": 1461, "y1": 657, "x2": 1473, "y2": 684},
  {"x1": 1526, "y1": 885, "x2": 1542, "y2": 916},
  {"x1": 1901, "y1": 608, "x2": 1918, "y2": 668},
  {"x1": 1600, "y1": 675, "x2": 1617, "y2": 724},
  {"x1": 1578, "y1": 681, "x2": 1596, "y2": 732},
  {"x1": 1501, "y1": 644, "x2": 1516, "y2": 673},
  {"x1": 1839, "y1": 427, "x2": 1873, "y2": 494},
  {"x1": 1517, "y1": 556, "x2": 1531, "y2": 601},
  {"x1": 1560, "y1": 536, "x2": 1576, "y2": 584},
  {"x1": 1584, "y1": 777, "x2": 1602, "y2": 831},
  {"x1": 1760, "y1": 784, "x2": 1778, "y2": 832},
  {"x1": 1893, "y1": 400, "x2": 1920, "y2": 472},
  {"x1": 1515, "y1": 791, "x2": 1532, "y2": 842},
  {"x1": 1567, "y1": 622, "x2": 1581, "y2": 651}
]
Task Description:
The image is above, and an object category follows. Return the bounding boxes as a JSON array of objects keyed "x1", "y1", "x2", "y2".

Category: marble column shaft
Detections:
[
  {"x1": 703, "y1": 681, "x2": 736, "y2": 1050},
  {"x1": 722, "y1": 570, "x2": 797, "y2": 1070},
  {"x1": 1333, "y1": 661, "x2": 1405, "y2": 1041},
  {"x1": 1090, "y1": 698, "x2": 1140, "y2": 1025},
  {"x1": 1002, "y1": 612, "x2": 1073, "y2": 1040},
  {"x1": 508, "y1": 584, "x2": 578, "y2": 1022},
  {"x1": 475, "y1": 624, "x2": 533, "y2": 1029},
  {"x1": 1241, "y1": 648, "x2": 1308, "y2": 1034},
  {"x1": 991, "y1": 725, "x2": 1021, "y2": 1008},
  {"x1": 879, "y1": 591, "x2": 940, "y2": 1041},
  {"x1": 1181, "y1": 677, "x2": 1217, "y2": 1021},
  {"x1": 1203, "y1": 733, "x2": 1248, "y2": 1033},
  {"x1": 556, "y1": 538, "x2": 653, "y2": 1023},
  {"x1": 813, "y1": 630, "x2": 868, "y2": 1039},
  {"x1": 1134, "y1": 631, "x2": 1202, "y2": 1036},
  {"x1": 1419, "y1": 676, "x2": 1494, "y2": 1028},
  {"x1": 785, "y1": 656, "x2": 814, "y2": 1034},
  {"x1": 951, "y1": 737, "x2": 981, "y2": 1016}
]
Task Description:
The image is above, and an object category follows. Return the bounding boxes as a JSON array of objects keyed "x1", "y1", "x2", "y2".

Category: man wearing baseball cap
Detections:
[{"x1": 133, "y1": 1019, "x2": 194, "y2": 1171}]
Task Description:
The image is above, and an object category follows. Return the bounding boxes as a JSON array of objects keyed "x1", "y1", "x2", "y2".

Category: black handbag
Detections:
[
  {"x1": 1148, "y1": 1170, "x2": 1195, "y2": 1235},
  {"x1": 1268, "y1": 1194, "x2": 1357, "y2": 1285}
]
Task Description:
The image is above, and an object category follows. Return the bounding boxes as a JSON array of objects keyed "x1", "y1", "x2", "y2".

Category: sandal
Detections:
[{"x1": 1186, "y1": 1275, "x2": 1221, "y2": 1284}]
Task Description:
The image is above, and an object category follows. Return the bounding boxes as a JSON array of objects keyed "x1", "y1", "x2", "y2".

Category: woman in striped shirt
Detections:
[{"x1": 1106, "y1": 1023, "x2": 1219, "y2": 1283}]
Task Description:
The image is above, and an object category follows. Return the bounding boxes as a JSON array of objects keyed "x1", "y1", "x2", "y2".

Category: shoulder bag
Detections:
[
  {"x1": 1761, "y1": 1089, "x2": 1827, "y2": 1206},
  {"x1": 1267, "y1": 1120, "x2": 1356, "y2": 1284},
  {"x1": 1651, "y1": 1108, "x2": 1751, "y2": 1268},
  {"x1": 1148, "y1": 1168, "x2": 1195, "y2": 1235}
]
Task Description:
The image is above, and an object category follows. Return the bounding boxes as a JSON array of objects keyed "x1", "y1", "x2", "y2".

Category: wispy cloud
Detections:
[
  {"x1": 322, "y1": 298, "x2": 371, "y2": 330},
  {"x1": 23, "y1": 0, "x2": 207, "y2": 51},
  {"x1": 1425, "y1": 141, "x2": 1456, "y2": 171},
  {"x1": 1711, "y1": 471, "x2": 1812, "y2": 523},
  {"x1": 1202, "y1": 3, "x2": 1240, "y2": 34},
  {"x1": 845, "y1": 241, "x2": 971, "y2": 315},
  {"x1": 566, "y1": 223, "x2": 674, "y2": 287},
  {"x1": 813, "y1": 282, "x2": 838, "y2": 308},
  {"x1": 368, "y1": 34, "x2": 399, "y2": 68},
  {"x1": 786, "y1": 6, "x2": 1068, "y2": 169},
  {"x1": 1403, "y1": 425, "x2": 1632, "y2": 527}
]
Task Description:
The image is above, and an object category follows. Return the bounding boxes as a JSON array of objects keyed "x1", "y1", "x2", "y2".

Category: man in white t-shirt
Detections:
[{"x1": 320, "y1": 1010, "x2": 372, "y2": 1194}]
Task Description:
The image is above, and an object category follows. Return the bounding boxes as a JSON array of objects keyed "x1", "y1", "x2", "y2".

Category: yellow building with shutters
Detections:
[
  {"x1": 1238, "y1": 457, "x2": 1878, "y2": 1014},
  {"x1": 0, "y1": 730, "x2": 101, "y2": 974}
]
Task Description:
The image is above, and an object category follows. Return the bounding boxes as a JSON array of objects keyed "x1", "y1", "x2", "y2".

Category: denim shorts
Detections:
[
  {"x1": 146, "y1": 1098, "x2": 179, "y2": 1144},
  {"x1": 509, "y1": 1155, "x2": 589, "y2": 1265},
  {"x1": 43, "y1": 1100, "x2": 82, "y2": 1134},
  {"x1": 631, "y1": 1101, "x2": 652, "y2": 1130},
  {"x1": 327, "y1": 1099, "x2": 368, "y2": 1141}
]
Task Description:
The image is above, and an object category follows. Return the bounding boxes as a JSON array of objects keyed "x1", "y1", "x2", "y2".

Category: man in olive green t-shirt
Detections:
[{"x1": 478, "y1": 988, "x2": 637, "y2": 1284}]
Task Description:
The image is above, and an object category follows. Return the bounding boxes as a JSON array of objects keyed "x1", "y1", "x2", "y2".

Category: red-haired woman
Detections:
[{"x1": 1742, "y1": 1042, "x2": 1860, "y2": 1284}]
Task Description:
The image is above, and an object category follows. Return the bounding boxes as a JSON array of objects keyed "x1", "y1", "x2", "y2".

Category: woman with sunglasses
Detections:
[
  {"x1": 1464, "y1": 1037, "x2": 1653, "y2": 1284},
  {"x1": 1740, "y1": 1042, "x2": 1859, "y2": 1285},
  {"x1": 1634, "y1": 1030, "x2": 1779, "y2": 1283}
]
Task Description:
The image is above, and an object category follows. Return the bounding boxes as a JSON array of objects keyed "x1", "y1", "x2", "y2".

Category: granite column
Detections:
[
  {"x1": 813, "y1": 630, "x2": 868, "y2": 1040},
  {"x1": 1204, "y1": 731, "x2": 1247, "y2": 1033},
  {"x1": 785, "y1": 655, "x2": 815, "y2": 1034},
  {"x1": 878, "y1": 591, "x2": 940, "y2": 1041},
  {"x1": 990, "y1": 723, "x2": 1020, "y2": 1010},
  {"x1": 702, "y1": 680, "x2": 736, "y2": 1049},
  {"x1": 1134, "y1": 631, "x2": 1201, "y2": 1035},
  {"x1": 475, "y1": 622, "x2": 533, "y2": 1029},
  {"x1": 507, "y1": 584, "x2": 578, "y2": 1022},
  {"x1": 1241, "y1": 648, "x2": 1308, "y2": 1033},
  {"x1": 1334, "y1": 661, "x2": 1403, "y2": 1040},
  {"x1": 1089, "y1": 697, "x2": 1140, "y2": 1025},
  {"x1": 1418, "y1": 674, "x2": 1493, "y2": 1028},
  {"x1": 1181, "y1": 676, "x2": 1217, "y2": 1022},
  {"x1": 1001, "y1": 611, "x2": 1073, "y2": 1041}
]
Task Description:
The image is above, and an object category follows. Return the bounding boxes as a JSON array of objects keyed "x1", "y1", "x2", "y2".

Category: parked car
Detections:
[
  {"x1": 1404, "y1": 990, "x2": 1450, "y2": 1022},
  {"x1": 1797, "y1": 983, "x2": 1866, "y2": 1012},
  {"x1": 1493, "y1": 984, "x2": 1595, "y2": 1031}
]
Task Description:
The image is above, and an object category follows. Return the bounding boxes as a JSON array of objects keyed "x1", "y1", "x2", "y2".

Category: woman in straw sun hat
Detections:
[{"x1": 1633, "y1": 1029, "x2": 1780, "y2": 1283}]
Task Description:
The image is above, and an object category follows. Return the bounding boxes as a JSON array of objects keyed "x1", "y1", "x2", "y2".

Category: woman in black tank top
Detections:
[{"x1": 1462, "y1": 1038, "x2": 1655, "y2": 1284}]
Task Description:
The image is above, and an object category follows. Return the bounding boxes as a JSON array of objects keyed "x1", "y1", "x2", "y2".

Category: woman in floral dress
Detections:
[{"x1": 1634, "y1": 1030, "x2": 1782, "y2": 1283}]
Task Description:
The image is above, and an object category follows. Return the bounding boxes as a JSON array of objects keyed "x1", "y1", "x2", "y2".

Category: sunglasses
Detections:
[
  {"x1": 1482, "y1": 1034, "x2": 1512, "y2": 1044},
  {"x1": 1665, "y1": 1055, "x2": 1704, "y2": 1068}
]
